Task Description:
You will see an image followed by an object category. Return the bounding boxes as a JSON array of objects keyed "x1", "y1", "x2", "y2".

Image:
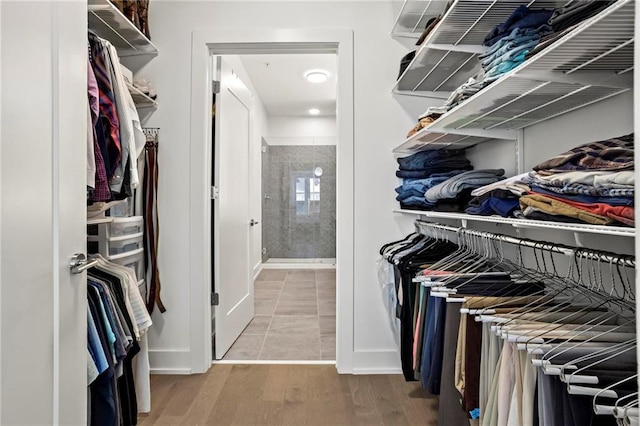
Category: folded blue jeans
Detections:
[
  {"x1": 484, "y1": 51, "x2": 529, "y2": 78},
  {"x1": 397, "y1": 150, "x2": 467, "y2": 171},
  {"x1": 480, "y1": 32, "x2": 541, "y2": 59},
  {"x1": 484, "y1": 6, "x2": 553, "y2": 46},
  {"x1": 481, "y1": 39, "x2": 540, "y2": 70}
]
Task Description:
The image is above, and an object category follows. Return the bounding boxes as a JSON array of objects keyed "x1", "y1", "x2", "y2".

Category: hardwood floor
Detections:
[{"x1": 138, "y1": 364, "x2": 438, "y2": 425}]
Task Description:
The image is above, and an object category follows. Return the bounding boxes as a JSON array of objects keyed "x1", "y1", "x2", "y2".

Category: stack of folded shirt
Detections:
[
  {"x1": 465, "y1": 173, "x2": 530, "y2": 217},
  {"x1": 423, "y1": 169, "x2": 506, "y2": 212},
  {"x1": 476, "y1": 6, "x2": 553, "y2": 88},
  {"x1": 520, "y1": 134, "x2": 635, "y2": 226},
  {"x1": 526, "y1": 0, "x2": 616, "y2": 60},
  {"x1": 395, "y1": 150, "x2": 473, "y2": 210}
]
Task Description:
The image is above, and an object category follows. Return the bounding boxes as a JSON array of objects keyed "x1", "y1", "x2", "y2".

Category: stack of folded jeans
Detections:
[
  {"x1": 548, "y1": 0, "x2": 616, "y2": 33},
  {"x1": 477, "y1": 6, "x2": 553, "y2": 87},
  {"x1": 395, "y1": 150, "x2": 473, "y2": 210},
  {"x1": 465, "y1": 173, "x2": 530, "y2": 217},
  {"x1": 520, "y1": 134, "x2": 635, "y2": 226},
  {"x1": 484, "y1": 6, "x2": 554, "y2": 46},
  {"x1": 526, "y1": 1, "x2": 616, "y2": 60},
  {"x1": 423, "y1": 169, "x2": 506, "y2": 212}
]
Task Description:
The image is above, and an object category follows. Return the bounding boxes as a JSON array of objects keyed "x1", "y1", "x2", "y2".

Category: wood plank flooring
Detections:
[{"x1": 138, "y1": 365, "x2": 439, "y2": 425}]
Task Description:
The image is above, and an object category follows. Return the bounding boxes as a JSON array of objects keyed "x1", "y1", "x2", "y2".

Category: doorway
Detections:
[
  {"x1": 211, "y1": 53, "x2": 338, "y2": 361},
  {"x1": 188, "y1": 30, "x2": 354, "y2": 374}
]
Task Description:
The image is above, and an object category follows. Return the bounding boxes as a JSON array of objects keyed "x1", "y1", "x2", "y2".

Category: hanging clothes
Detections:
[
  {"x1": 87, "y1": 255, "x2": 152, "y2": 426},
  {"x1": 380, "y1": 221, "x2": 636, "y2": 425}
]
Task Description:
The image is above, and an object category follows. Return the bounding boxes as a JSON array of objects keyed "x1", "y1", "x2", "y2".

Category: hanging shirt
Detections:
[
  {"x1": 89, "y1": 33, "x2": 121, "y2": 179},
  {"x1": 105, "y1": 43, "x2": 145, "y2": 190}
]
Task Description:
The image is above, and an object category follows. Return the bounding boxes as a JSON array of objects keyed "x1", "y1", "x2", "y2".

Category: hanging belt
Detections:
[{"x1": 144, "y1": 138, "x2": 166, "y2": 314}]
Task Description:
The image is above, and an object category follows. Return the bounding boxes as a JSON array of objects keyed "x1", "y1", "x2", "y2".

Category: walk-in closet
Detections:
[{"x1": 1, "y1": 0, "x2": 639, "y2": 425}]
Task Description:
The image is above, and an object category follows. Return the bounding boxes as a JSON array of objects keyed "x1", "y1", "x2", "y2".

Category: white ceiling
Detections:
[{"x1": 240, "y1": 54, "x2": 337, "y2": 117}]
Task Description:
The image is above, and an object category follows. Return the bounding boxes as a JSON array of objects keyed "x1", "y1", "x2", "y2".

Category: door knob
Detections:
[
  {"x1": 70, "y1": 253, "x2": 98, "y2": 274},
  {"x1": 250, "y1": 219, "x2": 259, "y2": 226}
]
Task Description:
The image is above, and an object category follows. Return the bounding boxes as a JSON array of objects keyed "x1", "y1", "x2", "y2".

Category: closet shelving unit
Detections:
[
  {"x1": 393, "y1": 0, "x2": 634, "y2": 153},
  {"x1": 393, "y1": 209, "x2": 636, "y2": 237},
  {"x1": 393, "y1": 0, "x2": 569, "y2": 97},
  {"x1": 126, "y1": 82, "x2": 158, "y2": 108},
  {"x1": 390, "y1": 0, "x2": 447, "y2": 42},
  {"x1": 88, "y1": 0, "x2": 158, "y2": 56},
  {"x1": 391, "y1": 0, "x2": 636, "y2": 240}
]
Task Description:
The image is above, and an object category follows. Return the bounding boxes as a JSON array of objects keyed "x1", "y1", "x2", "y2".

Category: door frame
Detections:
[{"x1": 188, "y1": 28, "x2": 354, "y2": 374}]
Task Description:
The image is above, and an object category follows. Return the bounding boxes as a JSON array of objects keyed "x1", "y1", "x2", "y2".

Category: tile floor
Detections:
[{"x1": 223, "y1": 268, "x2": 336, "y2": 361}]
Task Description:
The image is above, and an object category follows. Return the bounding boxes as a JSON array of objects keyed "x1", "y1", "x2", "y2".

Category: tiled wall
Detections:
[{"x1": 262, "y1": 144, "x2": 336, "y2": 260}]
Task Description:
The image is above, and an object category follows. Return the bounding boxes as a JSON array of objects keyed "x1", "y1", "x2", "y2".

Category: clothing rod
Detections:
[{"x1": 415, "y1": 220, "x2": 635, "y2": 268}]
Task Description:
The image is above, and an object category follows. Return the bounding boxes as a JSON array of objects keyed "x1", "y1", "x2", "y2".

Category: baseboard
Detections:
[
  {"x1": 252, "y1": 261, "x2": 262, "y2": 280},
  {"x1": 148, "y1": 349, "x2": 193, "y2": 375},
  {"x1": 351, "y1": 349, "x2": 402, "y2": 375},
  {"x1": 262, "y1": 263, "x2": 336, "y2": 270}
]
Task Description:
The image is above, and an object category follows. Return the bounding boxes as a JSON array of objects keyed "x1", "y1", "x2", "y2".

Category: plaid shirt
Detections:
[
  {"x1": 526, "y1": 176, "x2": 634, "y2": 198},
  {"x1": 89, "y1": 33, "x2": 121, "y2": 179},
  {"x1": 533, "y1": 134, "x2": 634, "y2": 173}
]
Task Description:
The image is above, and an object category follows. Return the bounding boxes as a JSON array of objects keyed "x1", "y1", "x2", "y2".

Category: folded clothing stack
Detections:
[
  {"x1": 473, "y1": 6, "x2": 553, "y2": 92},
  {"x1": 395, "y1": 150, "x2": 473, "y2": 210},
  {"x1": 422, "y1": 169, "x2": 506, "y2": 212},
  {"x1": 526, "y1": 0, "x2": 616, "y2": 60},
  {"x1": 465, "y1": 173, "x2": 530, "y2": 217},
  {"x1": 520, "y1": 134, "x2": 634, "y2": 226}
]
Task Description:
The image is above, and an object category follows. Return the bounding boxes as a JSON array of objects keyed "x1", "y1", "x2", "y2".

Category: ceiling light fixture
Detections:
[
  {"x1": 305, "y1": 70, "x2": 329, "y2": 83},
  {"x1": 308, "y1": 108, "x2": 320, "y2": 115}
]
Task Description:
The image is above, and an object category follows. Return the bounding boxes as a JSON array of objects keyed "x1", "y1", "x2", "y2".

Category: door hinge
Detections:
[
  {"x1": 212, "y1": 80, "x2": 220, "y2": 94},
  {"x1": 211, "y1": 186, "x2": 219, "y2": 200},
  {"x1": 211, "y1": 292, "x2": 219, "y2": 306}
]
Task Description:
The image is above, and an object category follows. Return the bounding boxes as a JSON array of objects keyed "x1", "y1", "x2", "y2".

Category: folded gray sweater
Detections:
[{"x1": 425, "y1": 169, "x2": 506, "y2": 203}]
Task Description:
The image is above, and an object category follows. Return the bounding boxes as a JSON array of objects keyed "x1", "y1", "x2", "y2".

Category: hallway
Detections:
[{"x1": 223, "y1": 268, "x2": 336, "y2": 360}]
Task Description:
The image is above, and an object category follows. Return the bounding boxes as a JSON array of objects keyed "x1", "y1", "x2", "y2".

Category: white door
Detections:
[
  {"x1": 214, "y1": 58, "x2": 255, "y2": 358},
  {"x1": 1, "y1": 1, "x2": 87, "y2": 424}
]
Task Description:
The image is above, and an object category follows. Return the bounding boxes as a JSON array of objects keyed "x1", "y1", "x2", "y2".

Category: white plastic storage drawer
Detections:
[
  {"x1": 110, "y1": 216, "x2": 143, "y2": 237},
  {"x1": 109, "y1": 248, "x2": 145, "y2": 280},
  {"x1": 108, "y1": 233, "x2": 143, "y2": 256},
  {"x1": 87, "y1": 232, "x2": 143, "y2": 256}
]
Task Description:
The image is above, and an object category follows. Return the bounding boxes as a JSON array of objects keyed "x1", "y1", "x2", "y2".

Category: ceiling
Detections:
[{"x1": 240, "y1": 54, "x2": 337, "y2": 117}]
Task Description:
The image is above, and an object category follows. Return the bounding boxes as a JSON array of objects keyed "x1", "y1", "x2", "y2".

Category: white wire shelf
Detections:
[
  {"x1": 393, "y1": 0, "x2": 633, "y2": 152},
  {"x1": 88, "y1": 0, "x2": 158, "y2": 56},
  {"x1": 393, "y1": 209, "x2": 636, "y2": 237},
  {"x1": 126, "y1": 82, "x2": 158, "y2": 108},
  {"x1": 393, "y1": 125, "x2": 513, "y2": 153},
  {"x1": 394, "y1": 0, "x2": 567, "y2": 96},
  {"x1": 391, "y1": 1, "x2": 448, "y2": 40}
]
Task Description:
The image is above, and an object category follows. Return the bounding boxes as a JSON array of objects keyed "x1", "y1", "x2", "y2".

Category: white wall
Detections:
[
  {"x1": 141, "y1": 0, "x2": 423, "y2": 373},
  {"x1": 266, "y1": 115, "x2": 337, "y2": 145}
]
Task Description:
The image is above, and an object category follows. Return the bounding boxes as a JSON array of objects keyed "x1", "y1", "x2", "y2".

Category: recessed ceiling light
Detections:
[
  {"x1": 309, "y1": 108, "x2": 320, "y2": 115},
  {"x1": 305, "y1": 70, "x2": 329, "y2": 83}
]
